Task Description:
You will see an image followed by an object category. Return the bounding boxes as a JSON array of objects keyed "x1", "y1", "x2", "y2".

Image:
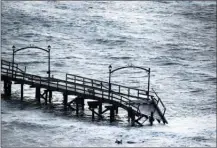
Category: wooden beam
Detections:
[
  {"x1": 89, "y1": 108, "x2": 103, "y2": 119},
  {"x1": 135, "y1": 120, "x2": 143, "y2": 126}
]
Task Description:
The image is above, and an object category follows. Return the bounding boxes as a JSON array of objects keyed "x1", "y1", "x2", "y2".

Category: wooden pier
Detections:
[{"x1": 1, "y1": 59, "x2": 168, "y2": 126}]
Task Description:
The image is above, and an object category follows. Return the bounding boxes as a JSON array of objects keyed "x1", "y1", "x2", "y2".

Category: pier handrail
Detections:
[
  {"x1": 1, "y1": 64, "x2": 141, "y2": 114},
  {"x1": 66, "y1": 73, "x2": 152, "y2": 100}
]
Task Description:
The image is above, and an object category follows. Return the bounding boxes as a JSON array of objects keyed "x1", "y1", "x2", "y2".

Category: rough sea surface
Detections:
[{"x1": 1, "y1": 1, "x2": 216, "y2": 147}]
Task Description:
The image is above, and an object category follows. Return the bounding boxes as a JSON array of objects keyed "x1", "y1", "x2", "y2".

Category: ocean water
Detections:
[{"x1": 1, "y1": 1, "x2": 216, "y2": 147}]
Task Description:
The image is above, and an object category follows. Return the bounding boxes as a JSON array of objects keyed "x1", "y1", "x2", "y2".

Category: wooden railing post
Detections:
[
  {"x1": 32, "y1": 75, "x2": 34, "y2": 85},
  {"x1": 102, "y1": 90, "x2": 104, "y2": 98},
  {"x1": 14, "y1": 69, "x2": 17, "y2": 78},
  {"x1": 128, "y1": 88, "x2": 130, "y2": 98},
  {"x1": 66, "y1": 74, "x2": 68, "y2": 91},
  {"x1": 75, "y1": 83, "x2": 76, "y2": 91},
  {"x1": 22, "y1": 71, "x2": 25, "y2": 81},
  {"x1": 16, "y1": 64, "x2": 18, "y2": 72},
  {"x1": 91, "y1": 80, "x2": 93, "y2": 87}
]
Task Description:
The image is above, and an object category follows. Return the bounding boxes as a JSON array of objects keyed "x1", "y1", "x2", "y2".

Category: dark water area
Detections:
[{"x1": 1, "y1": 1, "x2": 216, "y2": 147}]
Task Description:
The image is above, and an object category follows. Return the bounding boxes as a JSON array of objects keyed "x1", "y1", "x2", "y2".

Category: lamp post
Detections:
[
  {"x1": 108, "y1": 65, "x2": 112, "y2": 100},
  {"x1": 147, "y1": 68, "x2": 150, "y2": 99},
  {"x1": 47, "y1": 45, "x2": 51, "y2": 81},
  {"x1": 12, "y1": 45, "x2": 15, "y2": 78}
]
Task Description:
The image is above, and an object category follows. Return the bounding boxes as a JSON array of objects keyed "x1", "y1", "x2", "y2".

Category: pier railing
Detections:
[
  {"x1": 1, "y1": 63, "x2": 142, "y2": 115},
  {"x1": 66, "y1": 74, "x2": 151, "y2": 100},
  {"x1": 151, "y1": 88, "x2": 166, "y2": 116}
]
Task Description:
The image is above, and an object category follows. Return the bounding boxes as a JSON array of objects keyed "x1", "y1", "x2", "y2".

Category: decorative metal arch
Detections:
[
  {"x1": 108, "y1": 64, "x2": 151, "y2": 99},
  {"x1": 110, "y1": 65, "x2": 150, "y2": 74},
  {"x1": 13, "y1": 46, "x2": 50, "y2": 54},
  {"x1": 12, "y1": 45, "x2": 51, "y2": 79}
]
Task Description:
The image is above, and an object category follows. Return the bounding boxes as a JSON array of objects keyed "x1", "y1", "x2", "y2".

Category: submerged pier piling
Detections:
[
  {"x1": 35, "y1": 87, "x2": 40, "y2": 104},
  {"x1": 48, "y1": 90, "x2": 52, "y2": 104},
  {"x1": 21, "y1": 83, "x2": 23, "y2": 101},
  {"x1": 63, "y1": 93, "x2": 68, "y2": 111},
  {"x1": 4, "y1": 80, "x2": 12, "y2": 97}
]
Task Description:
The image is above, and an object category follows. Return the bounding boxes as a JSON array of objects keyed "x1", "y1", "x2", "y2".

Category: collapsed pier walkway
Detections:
[{"x1": 1, "y1": 59, "x2": 168, "y2": 126}]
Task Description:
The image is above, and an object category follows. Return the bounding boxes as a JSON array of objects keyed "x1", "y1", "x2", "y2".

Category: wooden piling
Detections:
[
  {"x1": 4, "y1": 80, "x2": 12, "y2": 97},
  {"x1": 49, "y1": 90, "x2": 52, "y2": 103},
  {"x1": 35, "y1": 87, "x2": 40, "y2": 104},
  {"x1": 127, "y1": 107, "x2": 135, "y2": 126},
  {"x1": 115, "y1": 106, "x2": 118, "y2": 115},
  {"x1": 110, "y1": 107, "x2": 115, "y2": 122},
  {"x1": 81, "y1": 98, "x2": 84, "y2": 110},
  {"x1": 21, "y1": 83, "x2": 23, "y2": 101},
  {"x1": 8, "y1": 81, "x2": 12, "y2": 96},
  {"x1": 131, "y1": 113, "x2": 135, "y2": 126},
  {"x1": 3, "y1": 80, "x2": 7, "y2": 95},
  {"x1": 63, "y1": 93, "x2": 68, "y2": 111},
  {"x1": 92, "y1": 109, "x2": 95, "y2": 121},
  {"x1": 45, "y1": 90, "x2": 48, "y2": 105},
  {"x1": 76, "y1": 100, "x2": 79, "y2": 116},
  {"x1": 105, "y1": 105, "x2": 115, "y2": 122},
  {"x1": 149, "y1": 112, "x2": 154, "y2": 126},
  {"x1": 88, "y1": 101, "x2": 99, "y2": 121},
  {"x1": 98, "y1": 103, "x2": 102, "y2": 115},
  {"x1": 128, "y1": 107, "x2": 132, "y2": 122}
]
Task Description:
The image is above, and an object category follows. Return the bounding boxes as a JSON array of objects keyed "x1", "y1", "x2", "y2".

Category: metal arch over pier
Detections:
[
  {"x1": 1, "y1": 47, "x2": 168, "y2": 126},
  {"x1": 12, "y1": 45, "x2": 51, "y2": 80},
  {"x1": 108, "y1": 64, "x2": 151, "y2": 100}
]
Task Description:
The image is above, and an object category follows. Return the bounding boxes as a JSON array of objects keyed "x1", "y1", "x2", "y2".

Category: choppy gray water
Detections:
[{"x1": 1, "y1": 1, "x2": 216, "y2": 147}]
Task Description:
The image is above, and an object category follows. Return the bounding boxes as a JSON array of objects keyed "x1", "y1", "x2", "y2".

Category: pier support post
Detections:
[
  {"x1": 131, "y1": 113, "x2": 135, "y2": 126},
  {"x1": 115, "y1": 106, "x2": 118, "y2": 115},
  {"x1": 4, "y1": 80, "x2": 12, "y2": 97},
  {"x1": 81, "y1": 98, "x2": 85, "y2": 110},
  {"x1": 35, "y1": 87, "x2": 40, "y2": 104},
  {"x1": 49, "y1": 90, "x2": 52, "y2": 104},
  {"x1": 127, "y1": 107, "x2": 135, "y2": 126},
  {"x1": 8, "y1": 81, "x2": 12, "y2": 96},
  {"x1": 21, "y1": 83, "x2": 23, "y2": 101},
  {"x1": 149, "y1": 112, "x2": 154, "y2": 126},
  {"x1": 45, "y1": 90, "x2": 48, "y2": 105},
  {"x1": 92, "y1": 109, "x2": 95, "y2": 121},
  {"x1": 110, "y1": 107, "x2": 115, "y2": 122},
  {"x1": 128, "y1": 107, "x2": 132, "y2": 122},
  {"x1": 98, "y1": 102, "x2": 102, "y2": 115},
  {"x1": 76, "y1": 99, "x2": 79, "y2": 116},
  {"x1": 3, "y1": 81, "x2": 7, "y2": 95},
  {"x1": 105, "y1": 105, "x2": 115, "y2": 122},
  {"x1": 4, "y1": 80, "x2": 8, "y2": 96},
  {"x1": 63, "y1": 93, "x2": 68, "y2": 111},
  {"x1": 88, "y1": 101, "x2": 99, "y2": 121}
]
